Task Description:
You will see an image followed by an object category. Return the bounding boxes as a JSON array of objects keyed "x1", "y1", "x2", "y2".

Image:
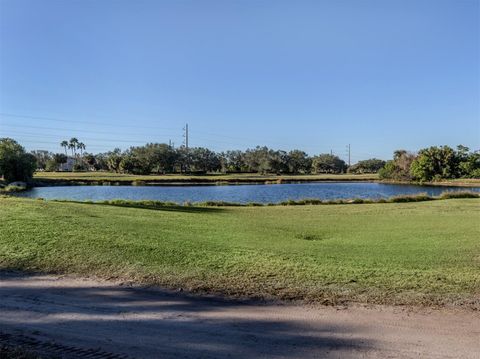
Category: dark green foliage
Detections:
[
  {"x1": 410, "y1": 145, "x2": 480, "y2": 181},
  {"x1": 83, "y1": 153, "x2": 98, "y2": 170},
  {"x1": 378, "y1": 150, "x2": 416, "y2": 180},
  {"x1": 379, "y1": 145, "x2": 480, "y2": 182},
  {"x1": 12, "y1": 136, "x2": 480, "y2": 180},
  {"x1": 287, "y1": 150, "x2": 312, "y2": 174},
  {"x1": 439, "y1": 191, "x2": 479, "y2": 199},
  {"x1": 388, "y1": 193, "x2": 433, "y2": 203},
  {"x1": 410, "y1": 146, "x2": 458, "y2": 181},
  {"x1": 188, "y1": 147, "x2": 221, "y2": 173},
  {"x1": 31, "y1": 150, "x2": 53, "y2": 170},
  {"x1": 219, "y1": 150, "x2": 247, "y2": 172},
  {"x1": 198, "y1": 201, "x2": 246, "y2": 207},
  {"x1": 0, "y1": 138, "x2": 37, "y2": 183},
  {"x1": 348, "y1": 158, "x2": 386, "y2": 174},
  {"x1": 45, "y1": 153, "x2": 67, "y2": 172},
  {"x1": 105, "y1": 148, "x2": 123, "y2": 173},
  {"x1": 311, "y1": 154, "x2": 347, "y2": 174},
  {"x1": 243, "y1": 146, "x2": 274, "y2": 174},
  {"x1": 457, "y1": 146, "x2": 480, "y2": 179}
]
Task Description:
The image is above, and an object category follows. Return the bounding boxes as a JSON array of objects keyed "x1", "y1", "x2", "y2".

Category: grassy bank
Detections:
[
  {"x1": 1, "y1": 197, "x2": 479, "y2": 308},
  {"x1": 33, "y1": 172, "x2": 378, "y2": 186},
  {"x1": 32, "y1": 171, "x2": 480, "y2": 187},
  {"x1": 62, "y1": 191, "x2": 478, "y2": 208},
  {"x1": 382, "y1": 178, "x2": 480, "y2": 188}
]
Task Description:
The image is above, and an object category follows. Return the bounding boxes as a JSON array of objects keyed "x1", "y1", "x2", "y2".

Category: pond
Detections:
[{"x1": 16, "y1": 182, "x2": 480, "y2": 204}]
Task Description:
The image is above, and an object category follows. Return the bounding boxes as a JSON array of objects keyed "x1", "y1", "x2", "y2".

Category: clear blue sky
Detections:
[{"x1": 0, "y1": 0, "x2": 478, "y2": 162}]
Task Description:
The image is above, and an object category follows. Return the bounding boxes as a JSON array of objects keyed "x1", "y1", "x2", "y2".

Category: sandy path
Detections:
[{"x1": 0, "y1": 272, "x2": 479, "y2": 359}]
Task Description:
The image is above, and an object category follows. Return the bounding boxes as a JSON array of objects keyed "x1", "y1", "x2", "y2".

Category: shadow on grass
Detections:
[
  {"x1": 60, "y1": 199, "x2": 225, "y2": 214},
  {"x1": 0, "y1": 271, "x2": 373, "y2": 359}
]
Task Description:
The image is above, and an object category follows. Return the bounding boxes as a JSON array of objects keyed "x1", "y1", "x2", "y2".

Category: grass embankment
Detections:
[
  {"x1": 382, "y1": 178, "x2": 480, "y2": 188},
  {"x1": 73, "y1": 191, "x2": 478, "y2": 208},
  {"x1": 33, "y1": 172, "x2": 378, "y2": 186},
  {"x1": 1, "y1": 197, "x2": 479, "y2": 308},
  {"x1": 32, "y1": 171, "x2": 480, "y2": 187}
]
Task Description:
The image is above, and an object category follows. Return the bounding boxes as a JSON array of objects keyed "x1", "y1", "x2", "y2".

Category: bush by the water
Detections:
[
  {"x1": 380, "y1": 145, "x2": 480, "y2": 182},
  {"x1": 439, "y1": 191, "x2": 480, "y2": 199},
  {"x1": 57, "y1": 191, "x2": 479, "y2": 209},
  {"x1": 0, "y1": 138, "x2": 37, "y2": 183}
]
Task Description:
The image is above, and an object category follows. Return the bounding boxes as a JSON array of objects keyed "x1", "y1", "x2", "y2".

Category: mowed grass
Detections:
[
  {"x1": 34, "y1": 171, "x2": 378, "y2": 182},
  {"x1": 0, "y1": 197, "x2": 479, "y2": 308}
]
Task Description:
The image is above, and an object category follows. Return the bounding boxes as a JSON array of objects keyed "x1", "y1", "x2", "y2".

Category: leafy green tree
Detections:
[
  {"x1": 221, "y1": 150, "x2": 247, "y2": 173},
  {"x1": 0, "y1": 138, "x2": 37, "y2": 182},
  {"x1": 456, "y1": 146, "x2": 480, "y2": 178},
  {"x1": 106, "y1": 148, "x2": 123, "y2": 173},
  {"x1": 146, "y1": 143, "x2": 177, "y2": 174},
  {"x1": 83, "y1": 153, "x2": 97, "y2": 170},
  {"x1": 244, "y1": 146, "x2": 272, "y2": 174},
  {"x1": 45, "y1": 153, "x2": 68, "y2": 171},
  {"x1": 189, "y1": 147, "x2": 221, "y2": 173},
  {"x1": 31, "y1": 150, "x2": 53, "y2": 170},
  {"x1": 267, "y1": 150, "x2": 288, "y2": 174},
  {"x1": 379, "y1": 150, "x2": 416, "y2": 180},
  {"x1": 120, "y1": 146, "x2": 153, "y2": 175},
  {"x1": 287, "y1": 150, "x2": 312, "y2": 174},
  {"x1": 348, "y1": 158, "x2": 386, "y2": 174},
  {"x1": 410, "y1": 146, "x2": 459, "y2": 181},
  {"x1": 311, "y1": 154, "x2": 346, "y2": 174}
]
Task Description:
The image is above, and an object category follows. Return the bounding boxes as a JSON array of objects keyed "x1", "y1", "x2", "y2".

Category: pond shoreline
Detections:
[
  {"x1": 30, "y1": 178, "x2": 480, "y2": 188},
  {"x1": 31, "y1": 178, "x2": 380, "y2": 187},
  {"x1": 16, "y1": 182, "x2": 480, "y2": 204}
]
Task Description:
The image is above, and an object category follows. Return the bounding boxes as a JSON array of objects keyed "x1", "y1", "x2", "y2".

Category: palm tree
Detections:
[
  {"x1": 60, "y1": 140, "x2": 68, "y2": 156},
  {"x1": 69, "y1": 138, "x2": 79, "y2": 157},
  {"x1": 77, "y1": 142, "x2": 86, "y2": 157}
]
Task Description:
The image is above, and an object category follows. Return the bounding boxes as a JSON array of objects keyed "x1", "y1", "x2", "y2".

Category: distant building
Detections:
[{"x1": 59, "y1": 157, "x2": 75, "y2": 171}]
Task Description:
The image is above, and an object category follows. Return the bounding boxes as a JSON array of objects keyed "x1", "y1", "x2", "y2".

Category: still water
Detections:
[{"x1": 17, "y1": 182, "x2": 479, "y2": 204}]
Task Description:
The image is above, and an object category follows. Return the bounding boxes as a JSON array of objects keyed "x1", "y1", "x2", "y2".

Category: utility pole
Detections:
[
  {"x1": 182, "y1": 124, "x2": 189, "y2": 173},
  {"x1": 347, "y1": 144, "x2": 351, "y2": 167},
  {"x1": 183, "y1": 123, "x2": 189, "y2": 150}
]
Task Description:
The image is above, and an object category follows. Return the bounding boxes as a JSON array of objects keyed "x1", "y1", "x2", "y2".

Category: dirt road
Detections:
[{"x1": 1, "y1": 272, "x2": 479, "y2": 358}]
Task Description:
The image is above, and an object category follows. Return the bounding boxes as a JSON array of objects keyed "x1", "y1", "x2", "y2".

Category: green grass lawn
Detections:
[
  {"x1": 1, "y1": 197, "x2": 479, "y2": 308},
  {"x1": 33, "y1": 171, "x2": 378, "y2": 183}
]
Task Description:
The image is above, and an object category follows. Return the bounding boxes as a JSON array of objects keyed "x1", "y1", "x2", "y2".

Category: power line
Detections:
[
  {"x1": 1, "y1": 113, "x2": 356, "y2": 155},
  {"x1": 0, "y1": 112, "x2": 178, "y2": 132},
  {"x1": 1, "y1": 114, "x2": 385, "y2": 160},
  {"x1": 1, "y1": 130, "x2": 168, "y2": 145},
  {"x1": 0, "y1": 123, "x2": 180, "y2": 138}
]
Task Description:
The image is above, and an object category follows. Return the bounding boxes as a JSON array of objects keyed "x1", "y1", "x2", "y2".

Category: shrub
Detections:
[
  {"x1": 0, "y1": 138, "x2": 37, "y2": 183},
  {"x1": 468, "y1": 168, "x2": 480, "y2": 179},
  {"x1": 348, "y1": 159, "x2": 386, "y2": 174},
  {"x1": 440, "y1": 191, "x2": 479, "y2": 199},
  {"x1": 379, "y1": 150, "x2": 416, "y2": 181},
  {"x1": 388, "y1": 193, "x2": 433, "y2": 203},
  {"x1": 3, "y1": 185, "x2": 26, "y2": 193}
]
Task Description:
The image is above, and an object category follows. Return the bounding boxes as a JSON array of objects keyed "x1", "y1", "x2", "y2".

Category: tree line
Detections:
[
  {"x1": 1, "y1": 137, "x2": 478, "y2": 183},
  {"x1": 36, "y1": 141, "x2": 384, "y2": 175},
  {"x1": 379, "y1": 145, "x2": 480, "y2": 182}
]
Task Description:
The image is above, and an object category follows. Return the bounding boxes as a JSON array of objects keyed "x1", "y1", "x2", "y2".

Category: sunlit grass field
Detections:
[
  {"x1": 1, "y1": 196, "x2": 479, "y2": 308},
  {"x1": 33, "y1": 171, "x2": 378, "y2": 183}
]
